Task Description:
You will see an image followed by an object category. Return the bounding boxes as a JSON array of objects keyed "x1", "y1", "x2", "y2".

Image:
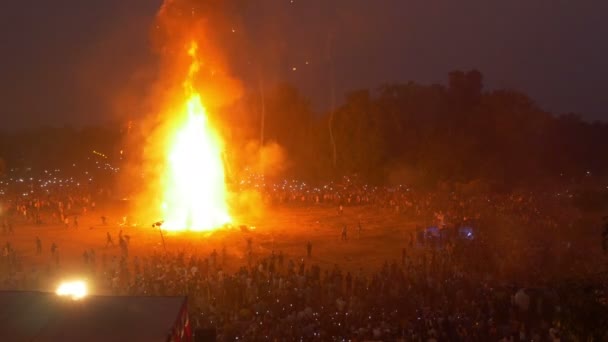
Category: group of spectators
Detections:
[
  {"x1": 1, "y1": 176, "x2": 607, "y2": 340},
  {"x1": 259, "y1": 181, "x2": 578, "y2": 233},
  {"x1": 89, "y1": 237, "x2": 593, "y2": 341},
  {"x1": 2, "y1": 190, "x2": 95, "y2": 226}
]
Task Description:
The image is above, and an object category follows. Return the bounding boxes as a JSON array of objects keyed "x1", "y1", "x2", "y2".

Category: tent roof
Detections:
[{"x1": 0, "y1": 291, "x2": 186, "y2": 342}]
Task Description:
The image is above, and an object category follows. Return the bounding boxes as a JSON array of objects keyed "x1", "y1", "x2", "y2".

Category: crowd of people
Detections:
[
  {"x1": 256, "y1": 180, "x2": 579, "y2": 236},
  {"x1": 1, "y1": 175, "x2": 607, "y2": 340},
  {"x1": 2, "y1": 190, "x2": 95, "y2": 225},
  {"x1": 90, "y1": 243, "x2": 577, "y2": 341}
]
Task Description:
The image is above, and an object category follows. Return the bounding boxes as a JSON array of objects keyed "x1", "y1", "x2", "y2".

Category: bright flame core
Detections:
[
  {"x1": 56, "y1": 281, "x2": 87, "y2": 300},
  {"x1": 160, "y1": 42, "x2": 231, "y2": 231}
]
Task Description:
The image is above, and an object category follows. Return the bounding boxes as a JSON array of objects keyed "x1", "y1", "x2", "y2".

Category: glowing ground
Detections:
[{"x1": 2, "y1": 203, "x2": 602, "y2": 294}]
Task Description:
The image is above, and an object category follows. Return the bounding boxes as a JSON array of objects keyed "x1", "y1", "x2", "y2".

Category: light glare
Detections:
[{"x1": 56, "y1": 281, "x2": 87, "y2": 300}]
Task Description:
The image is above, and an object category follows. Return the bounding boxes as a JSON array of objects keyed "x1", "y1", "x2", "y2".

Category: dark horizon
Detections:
[{"x1": 1, "y1": 0, "x2": 607, "y2": 129}]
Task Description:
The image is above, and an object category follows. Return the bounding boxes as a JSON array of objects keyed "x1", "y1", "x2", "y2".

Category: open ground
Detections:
[{"x1": 4, "y1": 204, "x2": 420, "y2": 294}]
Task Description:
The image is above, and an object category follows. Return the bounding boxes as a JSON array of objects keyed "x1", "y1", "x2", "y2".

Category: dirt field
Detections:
[
  {"x1": 5, "y1": 198, "x2": 606, "y2": 297},
  {"x1": 3, "y1": 204, "x2": 417, "y2": 293}
]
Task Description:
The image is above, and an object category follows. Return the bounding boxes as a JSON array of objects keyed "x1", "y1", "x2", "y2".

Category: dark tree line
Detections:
[
  {"x1": 0, "y1": 124, "x2": 122, "y2": 175},
  {"x1": 1, "y1": 70, "x2": 607, "y2": 188},
  {"x1": 248, "y1": 70, "x2": 608, "y2": 186}
]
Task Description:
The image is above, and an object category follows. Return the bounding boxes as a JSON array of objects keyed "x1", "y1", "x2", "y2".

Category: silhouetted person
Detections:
[
  {"x1": 307, "y1": 241, "x2": 312, "y2": 257},
  {"x1": 341, "y1": 225, "x2": 348, "y2": 241},
  {"x1": 120, "y1": 236, "x2": 128, "y2": 258},
  {"x1": 278, "y1": 251, "x2": 284, "y2": 268},
  {"x1": 89, "y1": 249, "x2": 96, "y2": 265},
  {"x1": 222, "y1": 245, "x2": 227, "y2": 265},
  {"x1": 106, "y1": 232, "x2": 114, "y2": 247},
  {"x1": 211, "y1": 249, "x2": 218, "y2": 265},
  {"x1": 602, "y1": 216, "x2": 608, "y2": 253},
  {"x1": 36, "y1": 237, "x2": 42, "y2": 254},
  {"x1": 101, "y1": 216, "x2": 107, "y2": 225},
  {"x1": 247, "y1": 237, "x2": 253, "y2": 252}
]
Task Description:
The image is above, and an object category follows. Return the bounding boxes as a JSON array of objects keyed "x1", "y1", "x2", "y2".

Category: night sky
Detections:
[{"x1": 1, "y1": 0, "x2": 607, "y2": 129}]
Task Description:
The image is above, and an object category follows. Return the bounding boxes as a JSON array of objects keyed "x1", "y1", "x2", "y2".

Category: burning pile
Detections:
[
  {"x1": 160, "y1": 42, "x2": 231, "y2": 231},
  {"x1": 140, "y1": 0, "x2": 243, "y2": 232}
]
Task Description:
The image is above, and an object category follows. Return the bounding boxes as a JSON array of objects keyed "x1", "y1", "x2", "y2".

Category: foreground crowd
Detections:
[
  {"x1": 92, "y1": 236, "x2": 604, "y2": 341},
  {"x1": 1, "y1": 180, "x2": 608, "y2": 340}
]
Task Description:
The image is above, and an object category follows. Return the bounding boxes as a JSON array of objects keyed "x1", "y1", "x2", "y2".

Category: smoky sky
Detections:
[{"x1": 1, "y1": 0, "x2": 607, "y2": 129}]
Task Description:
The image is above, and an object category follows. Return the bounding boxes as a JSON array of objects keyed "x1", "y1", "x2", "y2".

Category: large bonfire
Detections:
[
  {"x1": 160, "y1": 42, "x2": 231, "y2": 231},
  {"x1": 146, "y1": 0, "x2": 239, "y2": 232}
]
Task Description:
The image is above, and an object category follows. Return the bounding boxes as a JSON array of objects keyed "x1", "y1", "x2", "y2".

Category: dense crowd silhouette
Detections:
[{"x1": 1, "y1": 177, "x2": 607, "y2": 340}]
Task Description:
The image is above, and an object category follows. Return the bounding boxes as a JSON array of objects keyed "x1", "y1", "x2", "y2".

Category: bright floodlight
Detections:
[{"x1": 56, "y1": 280, "x2": 87, "y2": 300}]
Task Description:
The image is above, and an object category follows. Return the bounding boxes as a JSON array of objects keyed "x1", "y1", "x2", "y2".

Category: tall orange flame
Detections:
[{"x1": 160, "y1": 41, "x2": 231, "y2": 231}]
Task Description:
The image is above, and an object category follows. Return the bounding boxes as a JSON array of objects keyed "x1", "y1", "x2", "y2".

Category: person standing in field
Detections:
[
  {"x1": 36, "y1": 237, "x2": 42, "y2": 255},
  {"x1": 106, "y1": 232, "x2": 114, "y2": 247}
]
